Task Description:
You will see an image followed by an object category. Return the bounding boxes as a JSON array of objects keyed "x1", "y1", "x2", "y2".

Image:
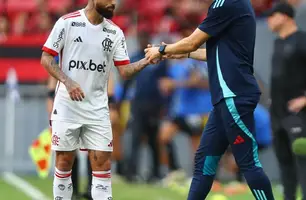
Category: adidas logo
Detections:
[
  {"x1": 53, "y1": 109, "x2": 57, "y2": 115},
  {"x1": 74, "y1": 36, "x2": 83, "y2": 42},
  {"x1": 233, "y1": 135, "x2": 245, "y2": 145}
]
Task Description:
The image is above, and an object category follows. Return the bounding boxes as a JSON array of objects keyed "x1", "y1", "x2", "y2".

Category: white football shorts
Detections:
[{"x1": 51, "y1": 120, "x2": 113, "y2": 152}]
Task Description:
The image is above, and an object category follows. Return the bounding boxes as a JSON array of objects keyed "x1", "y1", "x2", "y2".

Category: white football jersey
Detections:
[{"x1": 43, "y1": 9, "x2": 130, "y2": 124}]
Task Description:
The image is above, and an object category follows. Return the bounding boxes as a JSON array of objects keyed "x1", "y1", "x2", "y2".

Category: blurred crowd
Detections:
[{"x1": 0, "y1": 0, "x2": 291, "y2": 40}]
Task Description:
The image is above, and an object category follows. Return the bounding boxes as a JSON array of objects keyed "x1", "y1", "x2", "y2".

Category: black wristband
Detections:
[
  {"x1": 48, "y1": 90, "x2": 55, "y2": 99},
  {"x1": 108, "y1": 96, "x2": 115, "y2": 104}
]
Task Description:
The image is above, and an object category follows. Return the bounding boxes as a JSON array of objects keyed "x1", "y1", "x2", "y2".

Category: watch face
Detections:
[{"x1": 159, "y1": 45, "x2": 166, "y2": 54}]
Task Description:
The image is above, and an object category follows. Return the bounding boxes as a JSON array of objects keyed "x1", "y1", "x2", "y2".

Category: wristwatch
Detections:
[{"x1": 158, "y1": 45, "x2": 167, "y2": 55}]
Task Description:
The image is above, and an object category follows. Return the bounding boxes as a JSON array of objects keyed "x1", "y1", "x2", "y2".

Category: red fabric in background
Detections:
[
  {"x1": 0, "y1": 34, "x2": 48, "y2": 83},
  {"x1": 0, "y1": 58, "x2": 48, "y2": 83},
  {"x1": 0, "y1": 34, "x2": 47, "y2": 46}
]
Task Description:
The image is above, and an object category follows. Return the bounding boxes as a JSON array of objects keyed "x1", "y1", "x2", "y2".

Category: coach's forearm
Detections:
[
  {"x1": 117, "y1": 58, "x2": 149, "y2": 80},
  {"x1": 190, "y1": 49, "x2": 207, "y2": 61},
  {"x1": 41, "y1": 52, "x2": 69, "y2": 84},
  {"x1": 165, "y1": 37, "x2": 198, "y2": 55}
]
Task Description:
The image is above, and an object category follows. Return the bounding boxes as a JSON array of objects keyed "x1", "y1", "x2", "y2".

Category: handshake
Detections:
[{"x1": 144, "y1": 42, "x2": 188, "y2": 64}]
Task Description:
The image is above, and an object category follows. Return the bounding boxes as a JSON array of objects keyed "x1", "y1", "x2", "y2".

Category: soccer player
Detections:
[
  {"x1": 41, "y1": 0, "x2": 150, "y2": 199},
  {"x1": 145, "y1": 0, "x2": 275, "y2": 199},
  {"x1": 47, "y1": 65, "x2": 84, "y2": 200}
]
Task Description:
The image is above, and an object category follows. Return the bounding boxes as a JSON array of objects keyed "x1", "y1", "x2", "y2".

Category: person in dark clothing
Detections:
[
  {"x1": 119, "y1": 32, "x2": 168, "y2": 183},
  {"x1": 266, "y1": 2, "x2": 306, "y2": 200}
]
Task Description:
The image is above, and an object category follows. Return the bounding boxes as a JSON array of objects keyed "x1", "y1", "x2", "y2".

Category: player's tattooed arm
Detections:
[
  {"x1": 41, "y1": 52, "x2": 68, "y2": 83},
  {"x1": 116, "y1": 58, "x2": 150, "y2": 80},
  {"x1": 41, "y1": 52, "x2": 85, "y2": 101}
]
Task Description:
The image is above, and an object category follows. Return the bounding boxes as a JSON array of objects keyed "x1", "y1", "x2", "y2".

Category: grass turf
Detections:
[{"x1": 0, "y1": 175, "x2": 286, "y2": 200}]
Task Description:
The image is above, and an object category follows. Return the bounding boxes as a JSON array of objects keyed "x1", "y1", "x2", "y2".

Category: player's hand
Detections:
[
  {"x1": 64, "y1": 78, "x2": 85, "y2": 101},
  {"x1": 288, "y1": 96, "x2": 306, "y2": 113},
  {"x1": 144, "y1": 46, "x2": 162, "y2": 64}
]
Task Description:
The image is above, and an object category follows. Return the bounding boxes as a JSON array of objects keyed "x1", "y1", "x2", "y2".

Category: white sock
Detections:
[
  {"x1": 53, "y1": 168, "x2": 73, "y2": 200},
  {"x1": 92, "y1": 170, "x2": 112, "y2": 200}
]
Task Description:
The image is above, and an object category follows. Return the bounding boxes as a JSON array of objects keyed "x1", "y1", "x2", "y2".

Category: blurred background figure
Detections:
[
  {"x1": 1, "y1": 0, "x2": 306, "y2": 199},
  {"x1": 266, "y1": 2, "x2": 306, "y2": 200},
  {"x1": 0, "y1": 14, "x2": 9, "y2": 42},
  {"x1": 158, "y1": 23, "x2": 212, "y2": 186},
  {"x1": 119, "y1": 31, "x2": 168, "y2": 183},
  {"x1": 108, "y1": 71, "x2": 126, "y2": 179}
]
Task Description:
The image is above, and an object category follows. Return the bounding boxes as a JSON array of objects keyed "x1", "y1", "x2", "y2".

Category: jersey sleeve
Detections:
[
  {"x1": 113, "y1": 31, "x2": 130, "y2": 67},
  {"x1": 42, "y1": 18, "x2": 66, "y2": 56},
  {"x1": 198, "y1": 6, "x2": 235, "y2": 37}
]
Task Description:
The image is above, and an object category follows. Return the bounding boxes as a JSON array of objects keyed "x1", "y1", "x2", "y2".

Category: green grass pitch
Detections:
[{"x1": 0, "y1": 175, "x2": 288, "y2": 200}]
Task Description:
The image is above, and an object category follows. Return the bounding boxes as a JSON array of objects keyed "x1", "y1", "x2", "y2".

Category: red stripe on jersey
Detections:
[
  {"x1": 63, "y1": 14, "x2": 81, "y2": 20},
  {"x1": 92, "y1": 173, "x2": 111, "y2": 178},
  {"x1": 114, "y1": 60, "x2": 130, "y2": 66},
  {"x1": 42, "y1": 46, "x2": 58, "y2": 56},
  {"x1": 62, "y1": 11, "x2": 80, "y2": 19}
]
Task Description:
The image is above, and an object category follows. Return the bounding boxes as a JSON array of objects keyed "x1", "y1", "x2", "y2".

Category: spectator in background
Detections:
[
  {"x1": 12, "y1": 12, "x2": 28, "y2": 35},
  {"x1": 27, "y1": 0, "x2": 54, "y2": 34},
  {"x1": 107, "y1": 72, "x2": 125, "y2": 179},
  {"x1": 120, "y1": 31, "x2": 168, "y2": 183},
  {"x1": 158, "y1": 23, "x2": 212, "y2": 184},
  {"x1": 12, "y1": 0, "x2": 53, "y2": 35},
  {"x1": 266, "y1": 2, "x2": 306, "y2": 199},
  {"x1": 0, "y1": 14, "x2": 9, "y2": 42},
  {"x1": 159, "y1": 58, "x2": 212, "y2": 185},
  {"x1": 251, "y1": 0, "x2": 274, "y2": 16},
  {"x1": 35, "y1": 12, "x2": 52, "y2": 34}
]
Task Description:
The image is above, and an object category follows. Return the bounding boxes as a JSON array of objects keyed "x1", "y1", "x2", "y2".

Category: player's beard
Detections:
[{"x1": 95, "y1": 5, "x2": 115, "y2": 19}]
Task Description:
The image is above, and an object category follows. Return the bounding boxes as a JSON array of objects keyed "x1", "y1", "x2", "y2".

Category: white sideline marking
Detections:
[{"x1": 2, "y1": 172, "x2": 51, "y2": 200}]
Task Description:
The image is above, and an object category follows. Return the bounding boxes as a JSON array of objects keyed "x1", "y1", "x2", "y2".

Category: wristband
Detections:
[
  {"x1": 48, "y1": 90, "x2": 55, "y2": 99},
  {"x1": 108, "y1": 96, "x2": 115, "y2": 104}
]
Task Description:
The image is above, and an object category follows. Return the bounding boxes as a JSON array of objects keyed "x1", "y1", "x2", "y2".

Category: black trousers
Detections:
[
  {"x1": 126, "y1": 103, "x2": 161, "y2": 180},
  {"x1": 71, "y1": 154, "x2": 92, "y2": 198},
  {"x1": 272, "y1": 111, "x2": 306, "y2": 200}
]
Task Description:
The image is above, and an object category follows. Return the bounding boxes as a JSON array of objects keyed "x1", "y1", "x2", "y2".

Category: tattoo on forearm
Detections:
[
  {"x1": 41, "y1": 52, "x2": 69, "y2": 83},
  {"x1": 120, "y1": 59, "x2": 148, "y2": 79}
]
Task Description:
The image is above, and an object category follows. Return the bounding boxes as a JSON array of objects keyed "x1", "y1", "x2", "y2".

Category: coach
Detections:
[{"x1": 266, "y1": 2, "x2": 306, "y2": 200}]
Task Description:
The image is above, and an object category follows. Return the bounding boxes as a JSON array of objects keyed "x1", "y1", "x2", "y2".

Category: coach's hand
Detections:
[{"x1": 64, "y1": 78, "x2": 85, "y2": 101}]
